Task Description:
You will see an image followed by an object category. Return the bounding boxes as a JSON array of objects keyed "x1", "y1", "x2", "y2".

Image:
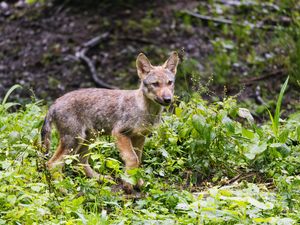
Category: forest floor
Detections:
[
  {"x1": 1, "y1": 0, "x2": 298, "y2": 115},
  {"x1": 1, "y1": 0, "x2": 208, "y2": 99}
]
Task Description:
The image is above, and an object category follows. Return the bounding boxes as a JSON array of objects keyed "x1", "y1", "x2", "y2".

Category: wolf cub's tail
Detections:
[{"x1": 41, "y1": 109, "x2": 53, "y2": 155}]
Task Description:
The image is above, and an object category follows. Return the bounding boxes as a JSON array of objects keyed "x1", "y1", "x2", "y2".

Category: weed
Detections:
[
  {"x1": 267, "y1": 76, "x2": 289, "y2": 139},
  {"x1": 0, "y1": 83, "x2": 299, "y2": 223}
]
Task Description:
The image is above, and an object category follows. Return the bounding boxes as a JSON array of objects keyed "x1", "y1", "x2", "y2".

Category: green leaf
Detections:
[
  {"x1": 90, "y1": 153, "x2": 101, "y2": 161},
  {"x1": 253, "y1": 217, "x2": 273, "y2": 223},
  {"x1": 106, "y1": 158, "x2": 120, "y2": 171},
  {"x1": 7, "y1": 195, "x2": 17, "y2": 205},
  {"x1": 1, "y1": 84, "x2": 22, "y2": 105},
  {"x1": 121, "y1": 174, "x2": 136, "y2": 185},
  {"x1": 269, "y1": 77, "x2": 289, "y2": 138},
  {"x1": 1, "y1": 161, "x2": 11, "y2": 169},
  {"x1": 75, "y1": 212, "x2": 87, "y2": 225},
  {"x1": 274, "y1": 77, "x2": 289, "y2": 130},
  {"x1": 65, "y1": 159, "x2": 73, "y2": 165},
  {"x1": 175, "y1": 203, "x2": 189, "y2": 210},
  {"x1": 269, "y1": 143, "x2": 283, "y2": 148},
  {"x1": 192, "y1": 115, "x2": 206, "y2": 133},
  {"x1": 247, "y1": 197, "x2": 273, "y2": 209},
  {"x1": 245, "y1": 142, "x2": 267, "y2": 160},
  {"x1": 30, "y1": 184, "x2": 45, "y2": 192},
  {"x1": 26, "y1": 0, "x2": 38, "y2": 4},
  {"x1": 276, "y1": 218, "x2": 295, "y2": 225},
  {"x1": 3, "y1": 102, "x2": 20, "y2": 110},
  {"x1": 159, "y1": 148, "x2": 169, "y2": 158},
  {"x1": 242, "y1": 128, "x2": 254, "y2": 139}
]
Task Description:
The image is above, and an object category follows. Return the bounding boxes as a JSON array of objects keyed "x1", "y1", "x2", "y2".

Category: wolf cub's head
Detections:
[{"x1": 136, "y1": 52, "x2": 179, "y2": 106}]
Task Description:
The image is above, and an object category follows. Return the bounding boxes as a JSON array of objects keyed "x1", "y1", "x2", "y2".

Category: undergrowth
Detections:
[
  {"x1": 0, "y1": 81, "x2": 299, "y2": 224},
  {"x1": 175, "y1": 0, "x2": 300, "y2": 119}
]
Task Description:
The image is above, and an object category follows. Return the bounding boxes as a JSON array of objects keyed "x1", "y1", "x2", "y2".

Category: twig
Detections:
[
  {"x1": 217, "y1": 172, "x2": 257, "y2": 189},
  {"x1": 227, "y1": 173, "x2": 243, "y2": 184},
  {"x1": 216, "y1": 0, "x2": 280, "y2": 11},
  {"x1": 184, "y1": 10, "x2": 237, "y2": 25},
  {"x1": 242, "y1": 69, "x2": 285, "y2": 85},
  {"x1": 192, "y1": 191, "x2": 210, "y2": 199},
  {"x1": 83, "y1": 33, "x2": 110, "y2": 48},
  {"x1": 76, "y1": 32, "x2": 118, "y2": 89},
  {"x1": 118, "y1": 36, "x2": 158, "y2": 45},
  {"x1": 76, "y1": 51, "x2": 117, "y2": 89},
  {"x1": 123, "y1": 192, "x2": 146, "y2": 199},
  {"x1": 183, "y1": 10, "x2": 269, "y2": 29}
]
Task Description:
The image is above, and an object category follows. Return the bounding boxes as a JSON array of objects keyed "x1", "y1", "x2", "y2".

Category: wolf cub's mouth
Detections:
[{"x1": 155, "y1": 97, "x2": 172, "y2": 106}]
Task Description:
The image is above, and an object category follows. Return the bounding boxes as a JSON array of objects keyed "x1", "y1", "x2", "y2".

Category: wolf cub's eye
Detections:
[
  {"x1": 151, "y1": 82, "x2": 160, "y2": 87},
  {"x1": 167, "y1": 80, "x2": 173, "y2": 85}
]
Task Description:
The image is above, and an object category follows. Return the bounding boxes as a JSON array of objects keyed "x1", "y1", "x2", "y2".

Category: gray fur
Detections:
[{"x1": 41, "y1": 52, "x2": 179, "y2": 193}]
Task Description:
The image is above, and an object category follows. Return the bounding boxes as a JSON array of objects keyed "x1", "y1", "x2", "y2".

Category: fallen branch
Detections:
[
  {"x1": 83, "y1": 32, "x2": 110, "y2": 48},
  {"x1": 123, "y1": 192, "x2": 146, "y2": 200},
  {"x1": 76, "y1": 32, "x2": 118, "y2": 89},
  {"x1": 216, "y1": 0, "x2": 280, "y2": 11},
  {"x1": 118, "y1": 36, "x2": 158, "y2": 45},
  {"x1": 242, "y1": 69, "x2": 286, "y2": 85},
  {"x1": 183, "y1": 10, "x2": 269, "y2": 29},
  {"x1": 228, "y1": 172, "x2": 257, "y2": 184}
]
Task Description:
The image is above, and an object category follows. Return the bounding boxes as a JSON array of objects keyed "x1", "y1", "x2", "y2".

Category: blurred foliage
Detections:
[{"x1": 177, "y1": 0, "x2": 300, "y2": 88}]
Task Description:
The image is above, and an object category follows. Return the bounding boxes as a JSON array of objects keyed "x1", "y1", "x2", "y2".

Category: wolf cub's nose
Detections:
[{"x1": 163, "y1": 97, "x2": 172, "y2": 104}]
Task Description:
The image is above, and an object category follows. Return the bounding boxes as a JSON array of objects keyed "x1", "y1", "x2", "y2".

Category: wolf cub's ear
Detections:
[
  {"x1": 136, "y1": 53, "x2": 153, "y2": 79},
  {"x1": 163, "y1": 51, "x2": 179, "y2": 75}
]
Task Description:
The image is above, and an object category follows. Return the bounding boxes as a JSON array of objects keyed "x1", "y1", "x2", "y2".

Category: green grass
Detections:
[
  {"x1": 0, "y1": 87, "x2": 299, "y2": 224},
  {"x1": 267, "y1": 76, "x2": 289, "y2": 138}
]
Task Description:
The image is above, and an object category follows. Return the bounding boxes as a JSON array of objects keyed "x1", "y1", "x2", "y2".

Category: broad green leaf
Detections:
[
  {"x1": 31, "y1": 185, "x2": 42, "y2": 192},
  {"x1": 120, "y1": 174, "x2": 136, "y2": 185},
  {"x1": 106, "y1": 158, "x2": 120, "y2": 171},
  {"x1": 7, "y1": 195, "x2": 17, "y2": 205},
  {"x1": 245, "y1": 142, "x2": 267, "y2": 160},
  {"x1": 1, "y1": 161, "x2": 11, "y2": 169},
  {"x1": 247, "y1": 197, "x2": 273, "y2": 209},
  {"x1": 242, "y1": 128, "x2": 254, "y2": 139}
]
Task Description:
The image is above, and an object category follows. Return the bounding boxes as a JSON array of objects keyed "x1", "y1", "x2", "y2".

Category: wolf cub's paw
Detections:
[{"x1": 136, "y1": 178, "x2": 144, "y2": 189}]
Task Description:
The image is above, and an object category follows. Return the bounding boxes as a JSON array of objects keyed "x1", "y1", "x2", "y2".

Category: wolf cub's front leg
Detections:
[
  {"x1": 131, "y1": 135, "x2": 145, "y2": 188},
  {"x1": 112, "y1": 130, "x2": 140, "y2": 193}
]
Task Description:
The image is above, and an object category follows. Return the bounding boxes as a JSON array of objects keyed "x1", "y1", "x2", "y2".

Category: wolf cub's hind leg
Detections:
[
  {"x1": 47, "y1": 135, "x2": 78, "y2": 170},
  {"x1": 47, "y1": 138, "x2": 70, "y2": 170}
]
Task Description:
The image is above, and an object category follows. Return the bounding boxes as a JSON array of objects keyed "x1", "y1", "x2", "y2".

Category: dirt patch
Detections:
[{"x1": 0, "y1": 0, "x2": 212, "y2": 102}]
